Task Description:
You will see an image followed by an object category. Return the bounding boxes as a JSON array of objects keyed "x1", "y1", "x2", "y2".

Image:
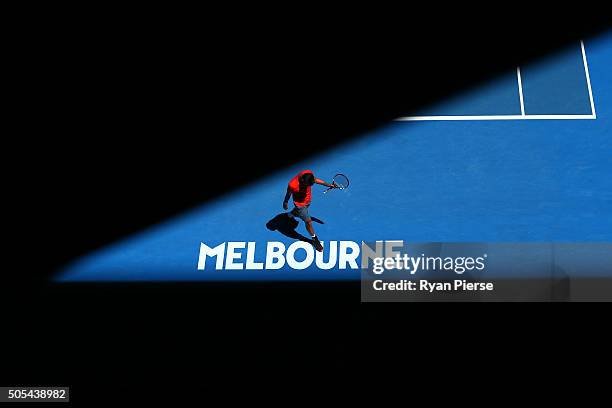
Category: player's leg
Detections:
[
  {"x1": 285, "y1": 207, "x2": 299, "y2": 229},
  {"x1": 305, "y1": 220, "x2": 316, "y2": 237},
  {"x1": 295, "y1": 206, "x2": 323, "y2": 252}
]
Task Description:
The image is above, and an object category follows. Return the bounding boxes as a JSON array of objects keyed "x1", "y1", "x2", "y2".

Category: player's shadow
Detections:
[{"x1": 266, "y1": 213, "x2": 324, "y2": 244}]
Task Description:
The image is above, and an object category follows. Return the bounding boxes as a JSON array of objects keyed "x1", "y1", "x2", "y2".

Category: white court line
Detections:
[
  {"x1": 517, "y1": 67, "x2": 526, "y2": 116},
  {"x1": 397, "y1": 114, "x2": 596, "y2": 121},
  {"x1": 581, "y1": 40, "x2": 597, "y2": 118},
  {"x1": 396, "y1": 41, "x2": 597, "y2": 121}
]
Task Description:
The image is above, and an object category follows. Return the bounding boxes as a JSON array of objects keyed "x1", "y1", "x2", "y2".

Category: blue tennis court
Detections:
[{"x1": 58, "y1": 32, "x2": 612, "y2": 281}]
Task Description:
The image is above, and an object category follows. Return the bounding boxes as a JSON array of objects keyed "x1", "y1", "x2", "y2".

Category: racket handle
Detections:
[{"x1": 323, "y1": 181, "x2": 339, "y2": 194}]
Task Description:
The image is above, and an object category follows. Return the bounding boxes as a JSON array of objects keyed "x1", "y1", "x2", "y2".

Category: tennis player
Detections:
[{"x1": 283, "y1": 170, "x2": 336, "y2": 252}]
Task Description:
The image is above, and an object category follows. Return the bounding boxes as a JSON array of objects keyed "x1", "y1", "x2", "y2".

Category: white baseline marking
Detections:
[{"x1": 396, "y1": 41, "x2": 597, "y2": 121}]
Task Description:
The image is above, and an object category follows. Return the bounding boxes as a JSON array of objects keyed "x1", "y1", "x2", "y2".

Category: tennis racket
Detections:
[{"x1": 323, "y1": 173, "x2": 350, "y2": 194}]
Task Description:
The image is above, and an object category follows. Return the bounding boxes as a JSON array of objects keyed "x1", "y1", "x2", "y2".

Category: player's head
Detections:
[{"x1": 299, "y1": 173, "x2": 315, "y2": 187}]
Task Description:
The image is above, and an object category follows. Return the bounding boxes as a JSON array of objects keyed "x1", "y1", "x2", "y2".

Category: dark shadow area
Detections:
[
  {"x1": 266, "y1": 213, "x2": 312, "y2": 243},
  {"x1": 265, "y1": 213, "x2": 325, "y2": 243},
  {"x1": 311, "y1": 216, "x2": 324, "y2": 225}
]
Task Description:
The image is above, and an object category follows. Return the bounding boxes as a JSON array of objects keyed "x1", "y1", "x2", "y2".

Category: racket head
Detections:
[{"x1": 332, "y1": 173, "x2": 349, "y2": 189}]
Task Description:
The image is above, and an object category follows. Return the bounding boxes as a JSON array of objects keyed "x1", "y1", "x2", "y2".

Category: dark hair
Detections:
[{"x1": 300, "y1": 173, "x2": 315, "y2": 186}]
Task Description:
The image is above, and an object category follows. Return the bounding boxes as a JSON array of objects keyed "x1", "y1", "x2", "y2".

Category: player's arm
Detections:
[
  {"x1": 315, "y1": 178, "x2": 336, "y2": 188},
  {"x1": 283, "y1": 187, "x2": 292, "y2": 210}
]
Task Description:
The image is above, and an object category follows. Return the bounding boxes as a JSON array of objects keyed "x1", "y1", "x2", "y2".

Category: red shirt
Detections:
[{"x1": 288, "y1": 170, "x2": 314, "y2": 207}]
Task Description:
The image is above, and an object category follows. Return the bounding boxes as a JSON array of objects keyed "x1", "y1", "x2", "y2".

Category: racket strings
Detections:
[
  {"x1": 323, "y1": 173, "x2": 349, "y2": 194},
  {"x1": 333, "y1": 174, "x2": 349, "y2": 189}
]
